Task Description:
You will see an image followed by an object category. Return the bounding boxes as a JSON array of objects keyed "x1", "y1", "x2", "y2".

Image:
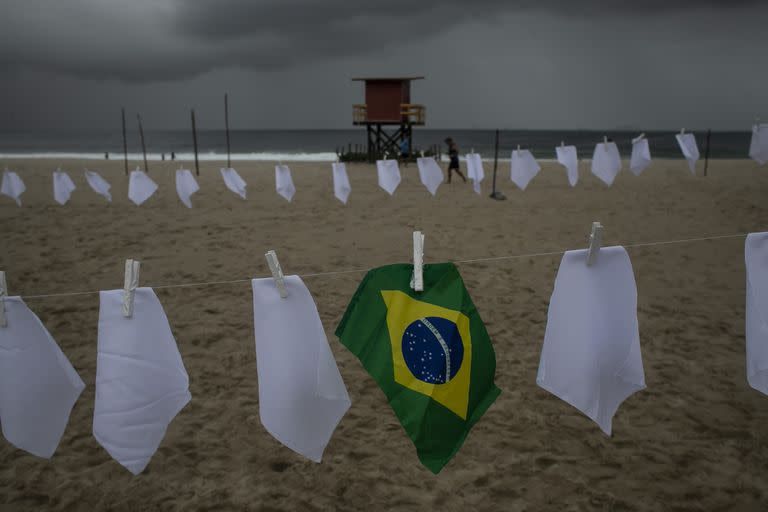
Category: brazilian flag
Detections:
[{"x1": 335, "y1": 263, "x2": 501, "y2": 473}]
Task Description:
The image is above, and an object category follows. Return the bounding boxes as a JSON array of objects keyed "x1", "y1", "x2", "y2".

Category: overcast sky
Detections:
[{"x1": 1, "y1": 0, "x2": 766, "y2": 131}]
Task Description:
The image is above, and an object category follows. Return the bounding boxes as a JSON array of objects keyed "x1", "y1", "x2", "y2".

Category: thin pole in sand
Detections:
[
  {"x1": 121, "y1": 108, "x2": 128, "y2": 176},
  {"x1": 137, "y1": 114, "x2": 149, "y2": 173},
  {"x1": 704, "y1": 129, "x2": 712, "y2": 177},
  {"x1": 225, "y1": 93, "x2": 231, "y2": 168},
  {"x1": 489, "y1": 129, "x2": 506, "y2": 200},
  {"x1": 191, "y1": 109, "x2": 200, "y2": 176}
]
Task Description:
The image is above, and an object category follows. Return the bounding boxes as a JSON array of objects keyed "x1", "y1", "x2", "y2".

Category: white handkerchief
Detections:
[
  {"x1": 591, "y1": 142, "x2": 622, "y2": 186},
  {"x1": 466, "y1": 153, "x2": 485, "y2": 195},
  {"x1": 537, "y1": 246, "x2": 646, "y2": 435},
  {"x1": 744, "y1": 232, "x2": 768, "y2": 395},
  {"x1": 676, "y1": 133, "x2": 700, "y2": 174},
  {"x1": 556, "y1": 145, "x2": 579, "y2": 187},
  {"x1": 0, "y1": 297, "x2": 85, "y2": 458},
  {"x1": 84, "y1": 170, "x2": 112, "y2": 202},
  {"x1": 53, "y1": 169, "x2": 76, "y2": 205},
  {"x1": 128, "y1": 169, "x2": 158, "y2": 206},
  {"x1": 220, "y1": 167, "x2": 247, "y2": 199},
  {"x1": 175, "y1": 169, "x2": 200, "y2": 208},
  {"x1": 749, "y1": 124, "x2": 768, "y2": 165},
  {"x1": 252, "y1": 276, "x2": 350, "y2": 462},
  {"x1": 1, "y1": 170, "x2": 26, "y2": 206},
  {"x1": 630, "y1": 137, "x2": 652, "y2": 176},
  {"x1": 93, "y1": 288, "x2": 191, "y2": 475},
  {"x1": 416, "y1": 157, "x2": 444, "y2": 196},
  {"x1": 332, "y1": 162, "x2": 351, "y2": 204},
  {"x1": 510, "y1": 149, "x2": 541, "y2": 191},
  {"x1": 376, "y1": 159, "x2": 401, "y2": 196},
  {"x1": 275, "y1": 164, "x2": 296, "y2": 202}
]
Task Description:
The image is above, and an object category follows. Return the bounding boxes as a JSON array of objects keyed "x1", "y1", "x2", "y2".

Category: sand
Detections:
[{"x1": 1, "y1": 157, "x2": 768, "y2": 511}]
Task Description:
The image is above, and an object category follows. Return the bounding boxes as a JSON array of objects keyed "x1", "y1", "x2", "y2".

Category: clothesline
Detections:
[{"x1": 17, "y1": 231, "x2": 747, "y2": 301}]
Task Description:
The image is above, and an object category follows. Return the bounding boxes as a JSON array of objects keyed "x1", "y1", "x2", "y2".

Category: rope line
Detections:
[{"x1": 16, "y1": 232, "x2": 748, "y2": 300}]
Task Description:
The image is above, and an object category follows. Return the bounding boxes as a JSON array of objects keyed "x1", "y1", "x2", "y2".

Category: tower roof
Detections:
[{"x1": 351, "y1": 76, "x2": 424, "y2": 82}]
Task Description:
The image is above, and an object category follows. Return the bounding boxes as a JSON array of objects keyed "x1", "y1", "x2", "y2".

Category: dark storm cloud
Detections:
[{"x1": 1, "y1": 0, "x2": 765, "y2": 83}]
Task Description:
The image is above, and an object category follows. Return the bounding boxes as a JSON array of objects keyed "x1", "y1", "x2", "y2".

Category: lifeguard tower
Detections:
[{"x1": 352, "y1": 77, "x2": 425, "y2": 162}]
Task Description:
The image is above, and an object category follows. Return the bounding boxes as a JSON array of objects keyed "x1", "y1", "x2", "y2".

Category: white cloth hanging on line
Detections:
[
  {"x1": 556, "y1": 145, "x2": 579, "y2": 187},
  {"x1": 630, "y1": 137, "x2": 652, "y2": 176},
  {"x1": 591, "y1": 141, "x2": 622, "y2": 186},
  {"x1": 275, "y1": 164, "x2": 296, "y2": 202},
  {"x1": 0, "y1": 296, "x2": 85, "y2": 458},
  {"x1": 331, "y1": 162, "x2": 351, "y2": 204},
  {"x1": 53, "y1": 169, "x2": 76, "y2": 205},
  {"x1": 745, "y1": 232, "x2": 768, "y2": 395},
  {"x1": 376, "y1": 159, "x2": 401, "y2": 196},
  {"x1": 220, "y1": 167, "x2": 247, "y2": 199},
  {"x1": 252, "y1": 276, "x2": 351, "y2": 462},
  {"x1": 175, "y1": 169, "x2": 200, "y2": 208},
  {"x1": 510, "y1": 149, "x2": 540, "y2": 191},
  {"x1": 1, "y1": 169, "x2": 26, "y2": 206},
  {"x1": 537, "y1": 246, "x2": 646, "y2": 435},
  {"x1": 416, "y1": 157, "x2": 444, "y2": 196},
  {"x1": 93, "y1": 288, "x2": 191, "y2": 475},
  {"x1": 676, "y1": 132, "x2": 700, "y2": 174},
  {"x1": 749, "y1": 124, "x2": 768, "y2": 165},
  {"x1": 128, "y1": 169, "x2": 158, "y2": 206},
  {"x1": 84, "y1": 170, "x2": 112, "y2": 202},
  {"x1": 466, "y1": 153, "x2": 485, "y2": 195}
]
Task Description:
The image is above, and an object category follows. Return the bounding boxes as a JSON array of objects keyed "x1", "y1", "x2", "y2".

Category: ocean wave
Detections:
[{"x1": 0, "y1": 152, "x2": 343, "y2": 162}]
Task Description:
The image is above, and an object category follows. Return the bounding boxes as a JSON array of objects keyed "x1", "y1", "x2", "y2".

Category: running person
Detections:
[{"x1": 445, "y1": 137, "x2": 467, "y2": 183}]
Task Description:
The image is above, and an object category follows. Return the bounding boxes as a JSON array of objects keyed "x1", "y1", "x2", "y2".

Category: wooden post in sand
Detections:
[
  {"x1": 191, "y1": 109, "x2": 200, "y2": 176},
  {"x1": 703, "y1": 129, "x2": 712, "y2": 177},
  {"x1": 489, "y1": 129, "x2": 506, "y2": 200},
  {"x1": 121, "y1": 108, "x2": 128, "y2": 176},
  {"x1": 137, "y1": 114, "x2": 149, "y2": 173},
  {"x1": 224, "y1": 93, "x2": 231, "y2": 168}
]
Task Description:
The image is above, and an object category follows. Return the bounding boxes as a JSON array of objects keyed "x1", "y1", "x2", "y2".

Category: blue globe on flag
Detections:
[{"x1": 401, "y1": 316, "x2": 464, "y2": 384}]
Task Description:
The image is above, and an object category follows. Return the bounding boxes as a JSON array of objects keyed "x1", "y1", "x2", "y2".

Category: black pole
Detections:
[
  {"x1": 121, "y1": 108, "x2": 128, "y2": 176},
  {"x1": 489, "y1": 129, "x2": 506, "y2": 200},
  {"x1": 191, "y1": 109, "x2": 200, "y2": 176},
  {"x1": 225, "y1": 93, "x2": 231, "y2": 168},
  {"x1": 137, "y1": 114, "x2": 149, "y2": 173},
  {"x1": 704, "y1": 129, "x2": 711, "y2": 177}
]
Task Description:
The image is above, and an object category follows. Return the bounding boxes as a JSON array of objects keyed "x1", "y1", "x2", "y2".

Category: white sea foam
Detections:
[
  {"x1": 0, "y1": 152, "x2": 341, "y2": 162},
  {"x1": 0, "y1": 152, "x2": 563, "y2": 164}
]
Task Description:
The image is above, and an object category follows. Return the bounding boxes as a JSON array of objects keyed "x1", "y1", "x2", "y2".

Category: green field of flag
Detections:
[{"x1": 336, "y1": 263, "x2": 501, "y2": 473}]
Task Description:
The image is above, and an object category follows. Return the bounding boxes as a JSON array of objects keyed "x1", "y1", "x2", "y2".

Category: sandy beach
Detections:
[{"x1": 2, "y1": 157, "x2": 768, "y2": 511}]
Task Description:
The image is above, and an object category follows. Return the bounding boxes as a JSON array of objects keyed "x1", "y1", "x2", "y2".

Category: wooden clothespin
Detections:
[
  {"x1": 603, "y1": 135, "x2": 609, "y2": 149},
  {"x1": 0, "y1": 271, "x2": 7, "y2": 327},
  {"x1": 420, "y1": 150, "x2": 425, "y2": 158},
  {"x1": 561, "y1": 141, "x2": 565, "y2": 148},
  {"x1": 517, "y1": 144, "x2": 521, "y2": 152},
  {"x1": 586, "y1": 222, "x2": 603, "y2": 266},
  {"x1": 680, "y1": 128, "x2": 685, "y2": 135},
  {"x1": 470, "y1": 147, "x2": 475, "y2": 154},
  {"x1": 122, "y1": 259, "x2": 140, "y2": 318},
  {"x1": 383, "y1": 151, "x2": 389, "y2": 160},
  {"x1": 632, "y1": 133, "x2": 646, "y2": 144},
  {"x1": 265, "y1": 250, "x2": 288, "y2": 298},
  {"x1": 411, "y1": 231, "x2": 425, "y2": 292}
]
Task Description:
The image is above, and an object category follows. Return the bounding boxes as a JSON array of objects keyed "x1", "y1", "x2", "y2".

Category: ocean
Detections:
[{"x1": 0, "y1": 129, "x2": 755, "y2": 161}]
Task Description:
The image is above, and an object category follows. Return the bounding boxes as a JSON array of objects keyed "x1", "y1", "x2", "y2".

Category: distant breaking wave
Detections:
[
  {"x1": 0, "y1": 152, "x2": 342, "y2": 162},
  {"x1": 0, "y1": 152, "x2": 556, "y2": 163}
]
